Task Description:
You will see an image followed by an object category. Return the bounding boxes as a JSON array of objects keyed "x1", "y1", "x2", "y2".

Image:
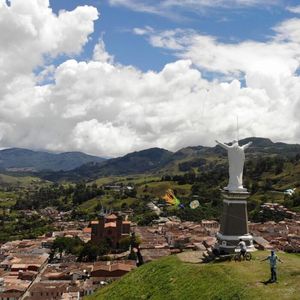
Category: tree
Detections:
[
  {"x1": 119, "y1": 236, "x2": 131, "y2": 251},
  {"x1": 52, "y1": 236, "x2": 84, "y2": 259},
  {"x1": 263, "y1": 179, "x2": 273, "y2": 192},
  {"x1": 78, "y1": 240, "x2": 109, "y2": 262},
  {"x1": 79, "y1": 242, "x2": 99, "y2": 261},
  {"x1": 137, "y1": 212, "x2": 158, "y2": 226},
  {"x1": 251, "y1": 182, "x2": 259, "y2": 194}
]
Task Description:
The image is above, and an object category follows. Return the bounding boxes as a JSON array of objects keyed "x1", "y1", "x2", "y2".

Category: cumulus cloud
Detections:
[
  {"x1": 0, "y1": 0, "x2": 98, "y2": 77},
  {"x1": 274, "y1": 18, "x2": 300, "y2": 44},
  {"x1": 0, "y1": 0, "x2": 99, "y2": 151},
  {"x1": 133, "y1": 25, "x2": 300, "y2": 99},
  {"x1": 286, "y1": 5, "x2": 300, "y2": 14},
  {"x1": 134, "y1": 26, "x2": 300, "y2": 76},
  {"x1": 108, "y1": 0, "x2": 279, "y2": 16},
  {"x1": 1, "y1": 0, "x2": 300, "y2": 157},
  {"x1": 93, "y1": 38, "x2": 114, "y2": 63}
]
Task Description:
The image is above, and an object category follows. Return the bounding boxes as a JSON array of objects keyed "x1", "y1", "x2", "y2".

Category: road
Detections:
[{"x1": 20, "y1": 262, "x2": 48, "y2": 300}]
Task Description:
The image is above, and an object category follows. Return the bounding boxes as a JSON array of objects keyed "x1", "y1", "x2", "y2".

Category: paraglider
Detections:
[
  {"x1": 162, "y1": 189, "x2": 200, "y2": 209},
  {"x1": 162, "y1": 189, "x2": 181, "y2": 207},
  {"x1": 189, "y1": 200, "x2": 200, "y2": 209}
]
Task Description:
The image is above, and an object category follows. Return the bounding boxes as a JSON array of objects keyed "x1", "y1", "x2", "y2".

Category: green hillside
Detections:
[
  {"x1": 0, "y1": 173, "x2": 45, "y2": 187},
  {"x1": 86, "y1": 251, "x2": 300, "y2": 300},
  {"x1": 0, "y1": 148, "x2": 105, "y2": 171},
  {"x1": 39, "y1": 137, "x2": 300, "y2": 182}
]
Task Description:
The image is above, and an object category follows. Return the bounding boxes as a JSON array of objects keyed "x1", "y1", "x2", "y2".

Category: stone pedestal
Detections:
[{"x1": 215, "y1": 189, "x2": 255, "y2": 254}]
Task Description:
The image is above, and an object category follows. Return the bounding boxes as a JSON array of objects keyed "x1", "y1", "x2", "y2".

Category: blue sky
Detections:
[
  {"x1": 49, "y1": 0, "x2": 300, "y2": 72},
  {"x1": 1, "y1": 0, "x2": 300, "y2": 156}
]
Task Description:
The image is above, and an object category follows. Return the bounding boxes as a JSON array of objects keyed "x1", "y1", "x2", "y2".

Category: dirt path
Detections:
[{"x1": 177, "y1": 251, "x2": 204, "y2": 263}]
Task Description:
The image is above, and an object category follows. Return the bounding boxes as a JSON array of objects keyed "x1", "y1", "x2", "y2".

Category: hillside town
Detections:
[{"x1": 0, "y1": 202, "x2": 299, "y2": 300}]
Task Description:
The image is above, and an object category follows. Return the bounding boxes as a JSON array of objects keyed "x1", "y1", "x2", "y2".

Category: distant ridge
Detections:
[
  {"x1": 41, "y1": 147, "x2": 173, "y2": 181},
  {"x1": 0, "y1": 148, "x2": 106, "y2": 171},
  {"x1": 39, "y1": 137, "x2": 300, "y2": 182}
]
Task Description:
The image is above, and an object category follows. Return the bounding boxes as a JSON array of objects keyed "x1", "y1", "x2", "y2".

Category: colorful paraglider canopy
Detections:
[
  {"x1": 190, "y1": 200, "x2": 200, "y2": 209},
  {"x1": 162, "y1": 189, "x2": 181, "y2": 207}
]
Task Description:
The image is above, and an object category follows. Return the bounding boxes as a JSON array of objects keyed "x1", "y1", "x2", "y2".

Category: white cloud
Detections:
[
  {"x1": 287, "y1": 5, "x2": 300, "y2": 14},
  {"x1": 93, "y1": 38, "x2": 114, "y2": 63},
  {"x1": 0, "y1": 0, "x2": 300, "y2": 158},
  {"x1": 72, "y1": 120, "x2": 141, "y2": 157},
  {"x1": 134, "y1": 24, "x2": 300, "y2": 98},
  {"x1": 3, "y1": 54, "x2": 299, "y2": 157},
  {"x1": 274, "y1": 18, "x2": 300, "y2": 44},
  {"x1": 109, "y1": 0, "x2": 161, "y2": 14},
  {"x1": 0, "y1": 0, "x2": 98, "y2": 75},
  {"x1": 0, "y1": 0, "x2": 99, "y2": 121},
  {"x1": 108, "y1": 0, "x2": 279, "y2": 16}
]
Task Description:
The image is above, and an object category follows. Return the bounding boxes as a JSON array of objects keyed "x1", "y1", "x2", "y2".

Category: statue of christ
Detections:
[{"x1": 215, "y1": 140, "x2": 252, "y2": 192}]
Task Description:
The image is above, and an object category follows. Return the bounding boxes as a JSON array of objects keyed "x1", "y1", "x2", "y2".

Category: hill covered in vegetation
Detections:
[
  {"x1": 5, "y1": 137, "x2": 300, "y2": 227},
  {"x1": 1, "y1": 137, "x2": 300, "y2": 242},
  {"x1": 86, "y1": 251, "x2": 300, "y2": 300},
  {"x1": 0, "y1": 148, "x2": 105, "y2": 171},
  {"x1": 39, "y1": 137, "x2": 300, "y2": 182}
]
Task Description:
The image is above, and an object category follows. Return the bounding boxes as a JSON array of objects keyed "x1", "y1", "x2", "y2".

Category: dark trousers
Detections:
[{"x1": 270, "y1": 267, "x2": 277, "y2": 282}]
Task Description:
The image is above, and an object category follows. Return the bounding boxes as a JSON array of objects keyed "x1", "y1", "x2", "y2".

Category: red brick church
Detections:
[{"x1": 90, "y1": 214, "x2": 131, "y2": 248}]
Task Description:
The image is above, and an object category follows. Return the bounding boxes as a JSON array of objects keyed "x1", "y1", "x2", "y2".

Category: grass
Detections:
[
  {"x1": 77, "y1": 195, "x2": 138, "y2": 213},
  {"x1": 0, "y1": 190, "x2": 17, "y2": 199},
  {"x1": 90, "y1": 175, "x2": 161, "y2": 186},
  {"x1": 0, "y1": 173, "x2": 44, "y2": 187},
  {"x1": 0, "y1": 199, "x2": 16, "y2": 209},
  {"x1": 90, "y1": 176, "x2": 126, "y2": 186},
  {"x1": 259, "y1": 162, "x2": 300, "y2": 191},
  {"x1": 137, "y1": 181, "x2": 192, "y2": 198},
  {"x1": 86, "y1": 251, "x2": 300, "y2": 300},
  {"x1": 82, "y1": 176, "x2": 192, "y2": 213}
]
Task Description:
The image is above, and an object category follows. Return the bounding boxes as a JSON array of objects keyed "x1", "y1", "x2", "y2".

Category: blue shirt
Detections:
[{"x1": 267, "y1": 255, "x2": 279, "y2": 268}]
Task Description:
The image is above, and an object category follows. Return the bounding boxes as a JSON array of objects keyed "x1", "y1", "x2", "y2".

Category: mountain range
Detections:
[
  {"x1": 0, "y1": 148, "x2": 106, "y2": 172},
  {"x1": 36, "y1": 137, "x2": 300, "y2": 182}
]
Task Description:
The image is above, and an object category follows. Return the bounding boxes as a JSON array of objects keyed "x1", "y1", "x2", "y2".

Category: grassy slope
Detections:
[
  {"x1": 86, "y1": 251, "x2": 300, "y2": 300},
  {"x1": 0, "y1": 173, "x2": 45, "y2": 187},
  {"x1": 91, "y1": 175, "x2": 162, "y2": 186},
  {"x1": 255, "y1": 162, "x2": 300, "y2": 191},
  {"x1": 137, "y1": 181, "x2": 191, "y2": 198},
  {"x1": 77, "y1": 196, "x2": 138, "y2": 213}
]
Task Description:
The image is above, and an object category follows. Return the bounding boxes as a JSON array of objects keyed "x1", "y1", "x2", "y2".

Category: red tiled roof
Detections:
[
  {"x1": 83, "y1": 227, "x2": 92, "y2": 233},
  {"x1": 92, "y1": 263, "x2": 135, "y2": 273},
  {"x1": 105, "y1": 222, "x2": 116, "y2": 228},
  {"x1": 106, "y1": 214, "x2": 117, "y2": 220}
]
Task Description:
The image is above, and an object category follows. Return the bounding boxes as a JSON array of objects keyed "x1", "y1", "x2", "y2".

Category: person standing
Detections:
[
  {"x1": 261, "y1": 250, "x2": 283, "y2": 282},
  {"x1": 238, "y1": 239, "x2": 247, "y2": 259}
]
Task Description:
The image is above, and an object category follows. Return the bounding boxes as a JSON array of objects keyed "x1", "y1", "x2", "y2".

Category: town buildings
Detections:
[
  {"x1": 0, "y1": 233, "x2": 135, "y2": 300},
  {"x1": 90, "y1": 214, "x2": 131, "y2": 247},
  {"x1": 0, "y1": 203, "x2": 299, "y2": 299}
]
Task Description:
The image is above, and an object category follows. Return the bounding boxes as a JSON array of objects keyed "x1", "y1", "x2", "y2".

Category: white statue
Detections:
[{"x1": 215, "y1": 140, "x2": 252, "y2": 192}]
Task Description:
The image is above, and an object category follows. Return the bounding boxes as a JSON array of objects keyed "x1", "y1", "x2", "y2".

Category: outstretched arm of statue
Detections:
[
  {"x1": 215, "y1": 140, "x2": 230, "y2": 150},
  {"x1": 241, "y1": 141, "x2": 252, "y2": 150}
]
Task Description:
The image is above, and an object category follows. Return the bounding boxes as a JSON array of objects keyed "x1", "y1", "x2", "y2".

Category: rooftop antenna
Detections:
[
  {"x1": 236, "y1": 116, "x2": 239, "y2": 143},
  {"x1": 201, "y1": 89, "x2": 209, "y2": 119}
]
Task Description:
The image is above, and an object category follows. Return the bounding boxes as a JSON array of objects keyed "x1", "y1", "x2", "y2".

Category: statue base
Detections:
[
  {"x1": 215, "y1": 233, "x2": 255, "y2": 255},
  {"x1": 224, "y1": 186, "x2": 248, "y2": 193},
  {"x1": 214, "y1": 189, "x2": 255, "y2": 255}
]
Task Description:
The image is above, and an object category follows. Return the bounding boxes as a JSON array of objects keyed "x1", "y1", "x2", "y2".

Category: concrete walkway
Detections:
[{"x1": 176, "y1": 251, "x2": 204, "y2": 264}]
